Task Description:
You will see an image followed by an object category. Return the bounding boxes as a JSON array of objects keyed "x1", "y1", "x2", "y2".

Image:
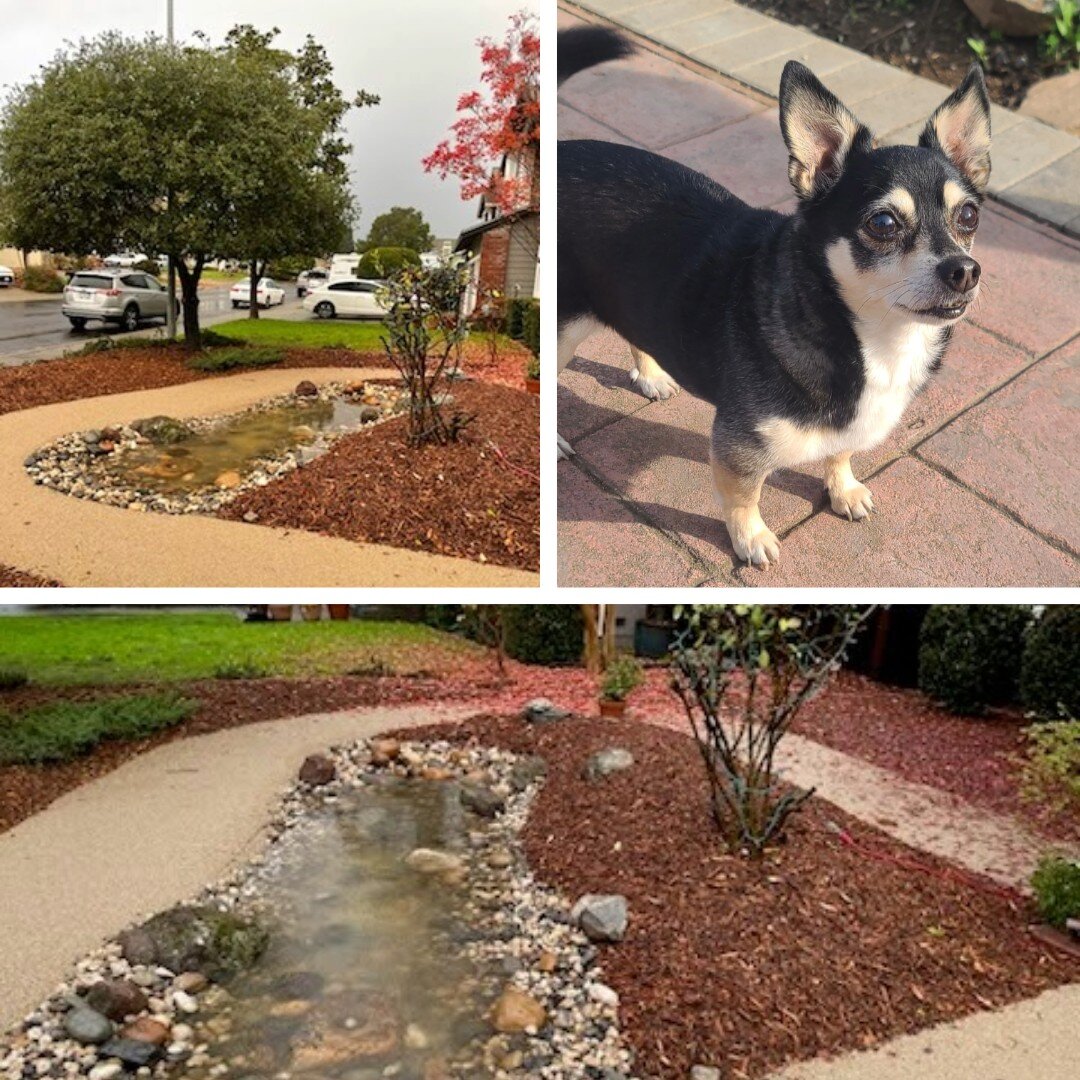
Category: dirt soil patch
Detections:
[
  {"x1": 390, "y1": 713, "x2": 1078, "y2": 1080},
  {"x1": 0, "y1": 339, "x2": 531, "y2": 419},
  {"x1": 0, "y1": 565, "x2": 60, "y2": 588},
  {"x1": 219, "y1": 382, "x2": 539, "y2": 571},
  {"x1": 740, "y1": 0, "x2": 1070, "y2": 109}
]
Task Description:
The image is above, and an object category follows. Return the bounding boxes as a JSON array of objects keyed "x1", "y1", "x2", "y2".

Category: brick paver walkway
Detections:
[{"x1": 557, "y1": 2, "x2": 1080, "y2": 587}]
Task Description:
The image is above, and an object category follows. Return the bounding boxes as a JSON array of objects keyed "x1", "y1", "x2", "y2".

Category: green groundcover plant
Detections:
[
  {"x1": 1021, "y1": 717, "x2": 1080, "y2": 815},
  {"x1": 0, "y1": 693, "x2": 196, "y2": 764},
  {"x1": 1031, "y1": 854, "x2": 1080, "y2": 929}
]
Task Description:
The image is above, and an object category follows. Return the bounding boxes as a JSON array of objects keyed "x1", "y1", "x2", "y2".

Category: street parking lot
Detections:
[{"x1": 0, "y1": 283, "x2": 309, "y2": 366}]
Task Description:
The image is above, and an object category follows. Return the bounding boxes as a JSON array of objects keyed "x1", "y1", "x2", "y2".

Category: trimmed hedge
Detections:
[
  {"x1": 1021, "y1": 606, "x2": 1080, "y2": 720},
  {"x1": 917, "y1": 605, "x2": 1032, "y2": 714},
  {"x1": 503, "y1": 605, "x2": 582, "y2": 665},
  {"x1": 520, "y1": 300, "x2": 540, "y2": 358}
]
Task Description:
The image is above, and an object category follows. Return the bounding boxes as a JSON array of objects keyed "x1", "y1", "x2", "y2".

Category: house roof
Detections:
[{"x1": 453, "y1": 208, "x2": 538, "y2": 252}]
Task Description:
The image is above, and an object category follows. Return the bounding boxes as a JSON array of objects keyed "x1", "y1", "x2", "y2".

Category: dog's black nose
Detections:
[{"x1": 937, "y1": 255, "x2": 981, "y2": 294}]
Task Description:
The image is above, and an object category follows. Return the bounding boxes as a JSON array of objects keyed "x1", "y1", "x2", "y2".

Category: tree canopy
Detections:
[{"x1": 363, "y1": 206, "x2": 434, "y2": 255}]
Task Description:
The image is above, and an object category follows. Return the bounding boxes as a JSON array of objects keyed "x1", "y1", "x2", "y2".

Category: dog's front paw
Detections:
[
  {"x1": 728, "y1": 521, "x2": 781, "y2": 570},
  {"x1": 631, "y1": 367, "x2": 680, "y2": 401},
  {"x1": 828, "y1": 481, "x2": 874, "y2": 521}
]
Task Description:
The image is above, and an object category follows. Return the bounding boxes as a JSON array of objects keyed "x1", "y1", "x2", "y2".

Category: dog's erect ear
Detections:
[
  {"x1": 919, "y1": 64, "x2": 991, "y2": 192},
  {"x1": 779, "y1": 62, "x2": 870, "y2": 199}
]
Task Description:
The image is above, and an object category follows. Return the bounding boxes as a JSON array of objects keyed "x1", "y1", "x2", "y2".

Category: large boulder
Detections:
[
  {"x1": 583, "y1": 748, "x2": 635, "y2": 781},
  {"x1": 116, "y1": 928, "x2": 157, "y2": 966},
  {"x1": 459, "y1": 783, "x2": 505, "y2": 819},
  {"x1": 129, "y1": 416, "x2": 193, "y2": 445},
  {"x1": 404, "y1": 849, "x2": 464, "y2": 875},
  {"x1": 134, "y1": 905, "x2": 269, "y2": 981},
  {"x1": 298, "y1": 754, "x2": 336, "y2": 787},
  {"x1": 521, "y1": 698, "x2": 569, "y2": 724},
  {"x1": 572, "y1": 894, "x2": 628, "y2": 943},
  {"x1": 63, "y1": 1006, "x2": 114, "y2": 1045},
  {"x1": 962, "y1": 0, "x2": 1054, "y2": 36}
]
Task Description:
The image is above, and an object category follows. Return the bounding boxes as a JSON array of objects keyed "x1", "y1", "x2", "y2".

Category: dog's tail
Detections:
[{"x1": 558, "y1": 26, "x2": 635, "y2": 87}]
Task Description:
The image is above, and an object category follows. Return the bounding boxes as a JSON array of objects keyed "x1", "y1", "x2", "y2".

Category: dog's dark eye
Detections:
[
  {"x1": 865, "y1": 211, "x2": 899, "y2": 240},
  {"x1": 957, "y1": 202, "x2": 979, "y2": 231}
]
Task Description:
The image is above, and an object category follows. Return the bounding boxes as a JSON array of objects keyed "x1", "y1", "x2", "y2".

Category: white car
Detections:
[
  {"x1": 103, "y1": 252, "x2": 145, "y2": 269},
  {"x1": 0, "y1": 265, "x2": 14, "y2": 288},
  {"x1": 302, "y1": 279, "x2": 389, "y2": 320},
  {"x1": 230, "y1": 277, "x2": 286, "y2": 309}
]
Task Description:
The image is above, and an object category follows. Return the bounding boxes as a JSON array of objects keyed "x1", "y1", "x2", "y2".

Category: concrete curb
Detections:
[
  {"x1": 0, "y1": 368, "x2": 539, "y2": 587},
  {"x1": 571, "y1": 0, "x2": 1080, "y2": 236}
]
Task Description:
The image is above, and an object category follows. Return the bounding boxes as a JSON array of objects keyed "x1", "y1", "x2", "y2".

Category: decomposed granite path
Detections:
[
  {"x1": 0, "y1": 703, "x2": 477, "y2": 1028},
  {"x1": 0, "y1": 367, "x2": 538, "y2": 587}
]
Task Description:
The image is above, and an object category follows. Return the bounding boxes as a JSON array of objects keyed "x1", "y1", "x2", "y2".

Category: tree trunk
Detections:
[
  {"x1": 582, "y1": 605, "x2": 600, "y2": 674},
  {"x1": 248, "y1": 257, "x2": 262, "y2": 319},
  {"x1": 174, "y1": 256, "x2": 205, "y2": 351}
]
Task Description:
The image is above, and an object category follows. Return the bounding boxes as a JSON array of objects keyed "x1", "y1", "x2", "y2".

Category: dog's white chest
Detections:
[{"x1": 759, "y1": 320, "x2": 941, "y2": 467}]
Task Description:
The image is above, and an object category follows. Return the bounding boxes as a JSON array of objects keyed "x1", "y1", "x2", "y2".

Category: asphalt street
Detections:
[{"x1": 0, "y1": 284, "x2": 308, "y2": 366}]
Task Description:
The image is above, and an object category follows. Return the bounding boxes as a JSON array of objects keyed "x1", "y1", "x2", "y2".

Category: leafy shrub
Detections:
[
  {"x1": 0, "y1": 693, "x2": 196, "y2": 764},
  {"x1": 134, "y1": 257, "x2": 161, "y2": 277},
  {"x1": 1031, "y1": 855, "x2": 1080, "y2": 929},
  {"x1": 19, "y1": 265, "x2": 64, "y2": 293},
  {"x1": 520, "y1": 300, "x2": 540, "y2": 357},
  {"x1": 503, "y1": 605, "x2": 583, "y2": 665},
  {"x1": 267, "y1": 255, "x2": 313, "y2": 280},
  {"x1": 213, "y1": 659, "x2": 269, "y2": 680},
  {"x1": 1041, "y1": 0, "x2": 1079, "y2": 65},
  {"x1": 0, "y1": 669, "x2": 29, "y2": 692},
  {"x1": 525, "y1": 353, "x2": 540, "y2": 380},
  {"x1": 601, "y1": 654, "x2": 644, "y2": 701},
  {"x1": 917, "y1": 605, "x2": 1032, "y2": 714},
  {"x1": 1021, "y1": 717, "x2": 1080, "y2": 814},
  {"x1": 504, "y1": 297, "x2": 529, "y2": 340},
  {"x1": 422, "y1": 605, "x2": 462, "y2": 632},
  {"x1": 1020, "y1": 606, "x2": 1080, "y2": 721},
  {"x1": 188, "y1": 346, "x2": 284, "y2": 372},
  {"x1": 198, "y1": 328, "x2": 239, "y2": 349},
  {"x1": 356, "y1": 247, "x2": 420, "y2": 279}
]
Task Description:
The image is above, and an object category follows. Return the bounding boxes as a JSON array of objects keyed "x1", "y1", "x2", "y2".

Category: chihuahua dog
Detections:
[{"x1": 558, "y1": 27, "x2": 991, "y2": 568}]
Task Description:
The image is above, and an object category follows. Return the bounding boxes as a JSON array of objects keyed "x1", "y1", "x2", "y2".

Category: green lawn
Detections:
[
  {"x1": 200, "y1": 268, "x2": 247, "y2": 283},
  {"x1": 210, "y1": 318, "x2": 390, "y2": 351},
  {"x1": 0, "y1": 612, "x2": 478, "y2": 686}
]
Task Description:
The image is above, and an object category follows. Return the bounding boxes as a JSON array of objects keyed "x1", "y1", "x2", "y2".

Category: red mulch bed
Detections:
[
  {"x1": 790, "y1": 671, "x2": 1080, "y2": 844},
  {"x1": 389, "y1": 713, "x2": 1078, "y2": 1080},
  {"x1": 0, "y1": 339, "x2": 532, "y2": 418},
  {"x1": 219, "y1": 382, "x2": 539, "y2": 571},
  {"x1": 0, "y1": 565, "x2": 61, "y2": 587}
]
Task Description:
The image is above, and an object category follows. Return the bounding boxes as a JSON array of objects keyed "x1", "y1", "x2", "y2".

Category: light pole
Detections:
[{"x1": 165, "y1": 0, "x2": 177, "y2": 340}]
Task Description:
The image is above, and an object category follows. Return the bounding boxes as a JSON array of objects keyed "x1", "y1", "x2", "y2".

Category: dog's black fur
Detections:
[{"x1": 557, "y1": 26, "x2": 991, "y2": 566}]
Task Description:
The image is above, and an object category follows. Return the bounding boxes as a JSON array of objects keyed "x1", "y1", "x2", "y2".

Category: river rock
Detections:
[
  {"x1": 690, "y1": 1068, "x2": 721, "y2": 1080},
  {"x1": 130, "y1": 416, "x2": 192, "y2": 445},
  {"x1": 84, "y1": 979, "x2": 149, "y2": 1022},
  {"x1": 172, "y1": 990, "x2": 198, "y2": 1014},
  {"x1": 584, "y1": 748, "x2": 635, "y2": 781},
  {"x1": 116, "y1": 928, "x2": 157, "y2": 967},
  {"x1": 88, "y1": 1065, "x2": 122, "y2": 1080},
  {"x1": 369, "y1": 738, "x2": 401, "y2": 766},
  {"x1": 490, "y1": 987, "x2": 547, "y2": 1033},
  {"x1": 521, "y1": 698, "x2": 569, "y2": 724},
  {"x1": 298, "y1": 754, "x2": 336, "y2": 787},
  {"x1": 459, "y1": 784, "x2": 505, "y2": 819},
  {"x1": 268, "y1": 971, "x2": 325, "y2": 1001},
  {"x1": 572, "y1": 895, "x2": 628, "y2": 943},
  {"x1": 97, "y1": 1039, "x2": 162, "y2": 1069},
  {"x1": 135, "y1": 906, "x2": 269, "y2": 981},
  {"x1": 358, "y1": 405, "x2": 380, "y2": 423},
  {"x1": 404, "y1": 849, "x2": 464, "y2": 875},
  {"x1": 121, "y1": 1018, "x2": 170, "y2": 1046},
  {"x1": 173, "y1": 972, "x2": 208, "y2": 994},
  {"x1": 508, "y1": 755, "x2": 547, "y2": 792},
  {"x1": 962, "y1": 0, "x2": 1053, "y2": 35},
  {"x1": 289, "y1": 994, "x2": 400, "y2": 1070},
  {"x1": 294, "y1": 380, "x2": 318, "y2": 397},
  {"x1": 589, "y1": 983, "x2": 619, "y2": 1008},
  {"x1": 214, "y1": 470, "x2": 242, "y2": 489},
  {"x1": 63, "y1": 1007, "x2": 114, "y2": 1045}
]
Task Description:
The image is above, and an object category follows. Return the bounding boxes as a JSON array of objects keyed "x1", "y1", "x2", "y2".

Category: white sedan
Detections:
[
  {"x1": 230, "y1": 277, "x2": 286, "y2": 309},
  {"x1": 301, "y1": 278, "x2": 388, "y2": 320},
  {"x1": 0, "y1": 265, "x2": 14, "y2": 287}
]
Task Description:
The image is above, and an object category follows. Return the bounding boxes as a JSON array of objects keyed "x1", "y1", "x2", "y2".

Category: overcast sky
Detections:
[{"x1": 0, "y1": 0, "x2": 535, "y2": 240}]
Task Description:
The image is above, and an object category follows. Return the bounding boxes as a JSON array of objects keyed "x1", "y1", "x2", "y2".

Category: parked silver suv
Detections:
[{"x1": 62, "y1": 270, "x2": 175, "y2": 332}]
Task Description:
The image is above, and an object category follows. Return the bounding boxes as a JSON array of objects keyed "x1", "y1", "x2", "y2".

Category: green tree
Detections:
[{"x1": 364, "y1": 206, "x2": 434, "y2": 254}]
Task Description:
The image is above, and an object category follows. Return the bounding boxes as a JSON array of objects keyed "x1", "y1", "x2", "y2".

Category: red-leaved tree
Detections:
[{"x1": 422, "y1": 10, "x2": 540, "y2": 216}]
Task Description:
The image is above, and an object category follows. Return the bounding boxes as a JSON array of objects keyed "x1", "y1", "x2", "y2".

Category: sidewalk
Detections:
[
  {"x1": 557, "y1": 1, "x2": 1080, "y2": 587},
  {"x1": 0, "y1": 703, "x2": 476, "y2": 1028}
]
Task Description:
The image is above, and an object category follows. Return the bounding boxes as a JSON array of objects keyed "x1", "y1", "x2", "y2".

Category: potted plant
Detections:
[
  {"x1": 524, "y1": 353, "x2": 540, "y2": 395},
  {"x1": 599, "y1": 654, "x2": 644, "y2": 717}
]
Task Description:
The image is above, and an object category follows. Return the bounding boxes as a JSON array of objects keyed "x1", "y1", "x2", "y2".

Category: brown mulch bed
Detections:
[
  {"x1": 390, "y1": 713, "x2": 1078, "y2": 1080},
  {"x1": 0, "y1": 565, "x2": 61, "y2": 587},
  {"x1": 792, "y1": 671, "x2": 1080, "y2": 844},
  {"x1": 219, "y1": 381, "x2": 539, "y2": 571},
  {"x1": 740, "y1": 0, "x2": 1069, "y2": 109},
  {"x1": 0, "y1": 339, "x2": 532, "y2": 419}
]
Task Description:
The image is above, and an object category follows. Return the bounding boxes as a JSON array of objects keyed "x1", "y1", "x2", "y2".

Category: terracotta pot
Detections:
[
  {"x1": 599, "y1": 698, "x2": 626, "y2": 718},
  {"x1": 328, "y1": 604, "x2": 351, "y2": 621},
  {"x1": 267, "y1": 605, "x2": 293, "y2": 622},
  {"x1": 525, "y1": 376, "x2": 540, "y2": 395}
]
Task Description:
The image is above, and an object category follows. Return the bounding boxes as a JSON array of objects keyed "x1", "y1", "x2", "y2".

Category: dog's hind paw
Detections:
[
  {"x1": 631, "y1": 367, "x2": 680, "y2": 401},
  {"x1": 557, "y1": 433, "x2": 575, "y2": 460},
  {"x1": 730, "y1": 525, "x2": 781, "y2": 570},
  {"x1": 829, "y1": 481, "x2": 874, "y2": 521}
]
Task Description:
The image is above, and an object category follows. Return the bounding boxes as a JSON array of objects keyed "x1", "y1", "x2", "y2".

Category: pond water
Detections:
[
  {"x1": 183, "y1": 777, "x2": 486, "y2": 1079},
  {"x1": 106, "y1": 398, "x2": 375, "y2": 495}
]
